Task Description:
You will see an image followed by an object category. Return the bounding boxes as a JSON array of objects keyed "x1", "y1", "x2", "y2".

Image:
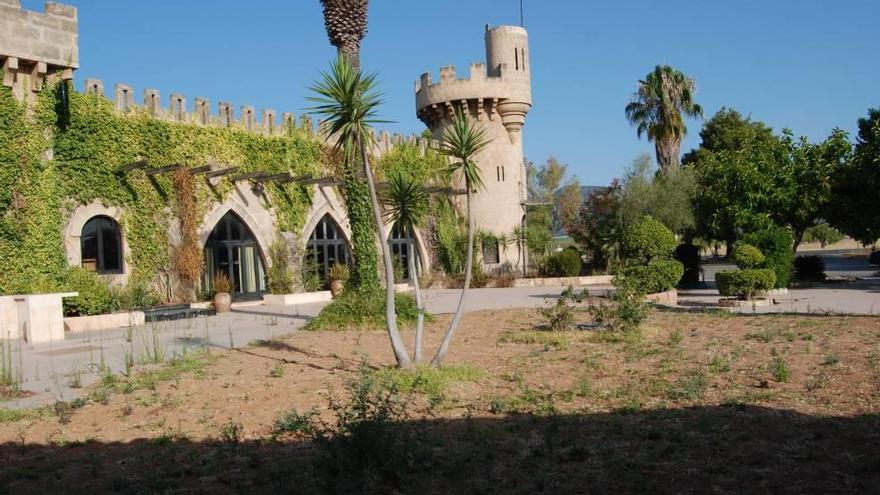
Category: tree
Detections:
[
  {"x1": 803, "y1": 223, "x2": 844, "y2": 248},
  {"x1": 556, "y1": 180, "x2": 582, "y2": 235},
  {"x1": 828, "y1": 108, "x2": 880, "y2": 245},
  {"x1": 431, "y1": 111, "x2": 491, "y2": 367},
  {"x1": 625, "y1": 65, "x2": 703, "y2": 173},
  {"x1": 569, "y1": 180, "x2": 624, "y2": 271},
  {"x1": 309, "y1": 57, "x2": 411, "y2": 368},
  {"x1": 380, "y1": 170, "x2": 429, "y2": 362},
  {"x1": 525, "y1": 156, "x2": 575, "y2": 267},
  {"x1": 775, "y1": 129, "x2": 851, "y2": 250},
  {"x1": 682, "y1": 107, "x2": 775, "y2": 164},
  {"x1": 619, "y1": 153, "x2": 696, "y2": 235},
  {"x1": 319, "y1": 0, "x2": 368, "y2": 70},
  {"x1": 319, "y1": 0, "x2": 378, "y2": 289}
]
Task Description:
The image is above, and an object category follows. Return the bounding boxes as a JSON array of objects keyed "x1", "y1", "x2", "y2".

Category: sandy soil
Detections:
[{"x1": 1, "y1": 308, "x2": 878, "y2": 493}]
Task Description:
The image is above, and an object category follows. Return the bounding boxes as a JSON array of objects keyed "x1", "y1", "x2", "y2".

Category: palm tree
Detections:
[
  {"x1": 625, "y1": 65, "x2": 703, "y2": 173},
  {"x1": 319, "y1": 0, "x2": 369, "y2": 70},
  {"x1": 380, "y1": 170, "x2": 429, "y2": 362},
  {"x1": 431, "y1": 111, "x2": 491, "y2": 367},
  {"x1": 308, "y1": 57, "x2": 411, "y2": 368}
]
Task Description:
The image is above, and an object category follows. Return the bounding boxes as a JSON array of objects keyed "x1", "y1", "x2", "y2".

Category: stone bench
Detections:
[{"x1": 4, "y1": 292, "x2": 79, "y2": 345}]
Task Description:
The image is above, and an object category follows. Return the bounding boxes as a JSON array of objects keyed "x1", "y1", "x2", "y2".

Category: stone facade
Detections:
[
  {"x1": 0, "y1": 0, "x2": 77, "y2": 102},
  {"x1": 1, "y1": 1, "x2": 530, "y2": 296},
  {"x1": 415, "y1": 25, "x2": 532, "y2": 269}
]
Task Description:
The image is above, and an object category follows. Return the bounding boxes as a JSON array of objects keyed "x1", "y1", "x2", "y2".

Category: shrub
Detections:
[
  {"x1": 62, "y1": 267, "x2": 112, "y2": 316},
  {"x1": 869, "y1": 251, "x2": 880, "y2": 266},
  {"x1": 731, "y1": 243, "x2": 765, "y2": 269},
  {"x1": 109, "y1": 279, "x2": 161, "y2": 311},
  {"x1": 539, "y1": 286, "x2": 588, "y2": 331},
  {"x1": 267, "y1": 236, "x2": 293, "y2": 295},
  {"x1": 329, "y1": 263, "x2": 350, "y2": 282},
  {"x1": 674, "y1": 243, "x2": 700, "y2": 284},
  {"x1": 620, "y1": 216, "x2": 677, "y2": 262},
  {"x1": 716, "y1": 268, "x2": 776, "y2": 299},
  {"x1": 305, "y1": 287, "x2": 421, "y2": 331},
  {"x1": 794, "y1": 255, "x2": 826, "y2": 282},
  {"x1": 742, "y1": 227, "x2": 794, "y2": 289},
  {"x1": 614, "y1": 259, "x2": 684, "y2": 294},
  {"x1": 544, "y1": 249, "x2": 582, "y2": 277},
  {"x1": 213, "y1": 272, "x2": 233, "y2": 294}
]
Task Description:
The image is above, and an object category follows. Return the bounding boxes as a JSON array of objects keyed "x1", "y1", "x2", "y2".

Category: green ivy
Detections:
[{"x1": 0, "y1": 77, "x2": 455, "y2": 298}]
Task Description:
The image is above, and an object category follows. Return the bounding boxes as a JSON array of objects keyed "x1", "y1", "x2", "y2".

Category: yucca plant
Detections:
[
  {"x1": 431, "y1": 111, "x2": 491, "y2": 366},
  {"x1": 308, "y1": 56, "x2": 412, "y2": 368},
  {"x1": 625, "y1": 65, "x2": 703, "y2": 173},
  {"x1": 380, "y1": 169, "x2": 429, "y2": 362}
]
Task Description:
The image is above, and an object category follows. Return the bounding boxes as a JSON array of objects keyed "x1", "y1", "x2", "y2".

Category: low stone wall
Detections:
[
  {"x1": 263, "y1": 291, "x2": 332, "y2": 306},
  {"x1": 644, "y1": 289, "x2": 678, "y2": 306},
  {"x1": 64, "y1": 311, "x2": 145, "y2": 333},
  {"x1": 513, "y1": 275, "x2": 613, "y2": 288}
]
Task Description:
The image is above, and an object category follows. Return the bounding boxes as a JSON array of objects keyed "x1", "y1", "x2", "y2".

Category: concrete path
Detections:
[{"x1": 3, "y1": 248, "x2": 876, "y2": 408}]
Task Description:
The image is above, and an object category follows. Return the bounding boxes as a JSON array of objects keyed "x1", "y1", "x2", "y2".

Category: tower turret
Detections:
[{"x1": 415, "y1": 25, "x2": 532, "y2": 270}]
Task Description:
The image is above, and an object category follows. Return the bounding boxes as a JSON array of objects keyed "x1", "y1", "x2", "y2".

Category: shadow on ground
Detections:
[{"x1": 2, "y1": 405, "x2": 877, "y2": 494}]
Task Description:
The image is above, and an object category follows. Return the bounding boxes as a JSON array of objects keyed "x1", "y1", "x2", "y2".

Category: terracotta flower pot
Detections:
[
  {"x1": 213, "y1": 292, "x2": 232, "y2": 313},
  {"x1": 330, "y1": 279, "x2": 343, "y2": 299}
]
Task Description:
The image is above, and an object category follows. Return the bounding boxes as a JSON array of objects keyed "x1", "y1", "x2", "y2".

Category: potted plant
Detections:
[
  {"x1": 212, "y1": 272, "x2": 233, "y2": 313},
  {"x1": 328, "y1": 263, "x2": 349, "y2": 299}
]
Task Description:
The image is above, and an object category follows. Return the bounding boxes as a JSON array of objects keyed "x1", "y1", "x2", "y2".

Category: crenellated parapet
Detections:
[
  {"x1": 0, "y1": 0, "x2": 78, "y2": 101},
  {"x1": 80, "y1": 78, "x2": 432, "y2": 155},
  {"x1": 415, "y1": 25, "x2": 531, "y2": 138}
]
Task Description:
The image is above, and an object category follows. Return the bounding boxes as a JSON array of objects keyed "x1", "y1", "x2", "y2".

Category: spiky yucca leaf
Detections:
[{"x1": 439, "y1": 111, "x2": 491, "y2": 193}]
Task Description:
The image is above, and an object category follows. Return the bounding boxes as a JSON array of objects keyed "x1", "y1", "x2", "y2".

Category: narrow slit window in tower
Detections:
[
  {"x1": 514, "y1": 47, "x2": 519, "y2": 70},
  {"x1": 522, "y1": 48, "x2": 526, "y2": 71}
]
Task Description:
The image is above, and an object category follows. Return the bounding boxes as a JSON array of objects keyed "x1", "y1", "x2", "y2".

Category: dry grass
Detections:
[{"x1": 0, "y1": 309, "x2": 878, "y2": 493}]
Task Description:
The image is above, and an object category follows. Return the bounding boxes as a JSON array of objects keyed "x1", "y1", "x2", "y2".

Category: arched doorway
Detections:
[
  {"x1": 81, "y1": 215, "x2": 123, "y2": 274},
  {"x1": 306, "y1": 214, "x2": 351, "y2": 288},
  {"x1": 388, "y1": 223, "x2": 421, "y2": 282},
  {"x1": 203, "y1": 211, "x2": 267, "y2": 300}
]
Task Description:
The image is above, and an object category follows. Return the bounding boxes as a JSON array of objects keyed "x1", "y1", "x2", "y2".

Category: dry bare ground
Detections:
[{"x1": 1, "y1": 308, "x2": 879, "y2": 493}]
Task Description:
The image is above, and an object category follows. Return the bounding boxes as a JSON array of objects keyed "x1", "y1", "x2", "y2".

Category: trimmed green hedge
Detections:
[
  {"x1": 731, "y1": 243, "x2": 764, "y2": 269},
  {"x1": 742, "y1": 227, "x2": 794, "y2": 289},
  {"x1": 614, "y1": 259, "x2": 684, "y2": 295},
  {"x1": 620, "y1": 216, "x2": 678, "y2": 262},
  {"x1": 544, "y1": 249, "x2": 582, "y2": 277},
  {"x1": 716, "y1": 268, "x2": 776, "y2": 299}
]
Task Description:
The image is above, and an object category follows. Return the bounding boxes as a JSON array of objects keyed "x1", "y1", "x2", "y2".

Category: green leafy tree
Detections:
[
  {"x1": 682, "y1": 107, "x2": 775, "y2": 164},
  {"x1": 309, "y1": 57, "x2": 411, "y2": 368},
  {"x1": 380, "y1": 170, "x2": 429, "y2": 362},
  {"x1": 828, "y1": 108, "x2": 880, "y2": 245},
  {"x1": 569, "y1": 180, "x2": 624, "y2": 271},
  {"x1": 802, "y1": 223, "x2": 844, "y2": 248},
  {"x1": 625, "y1": 65, "x2": 703, "y2": 173},
  {"x1": 619, "y1": 153, "x2": 696, "y2": 235},
  {"x1": 775, "y1": 129, "x2": 851, "y2": 250},
  {"x1": 432, "y1": 111, "x2": 491, "y2": 367}
]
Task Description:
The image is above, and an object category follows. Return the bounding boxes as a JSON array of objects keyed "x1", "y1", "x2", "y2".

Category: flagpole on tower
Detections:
[{"x1": 519, "y1": 0, "x2": 524, "y2": 27}]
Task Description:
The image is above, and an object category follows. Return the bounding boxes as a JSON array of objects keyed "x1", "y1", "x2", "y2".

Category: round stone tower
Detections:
[{"x1": 415, "y1": 25, "x2": 532, "y2": 270}]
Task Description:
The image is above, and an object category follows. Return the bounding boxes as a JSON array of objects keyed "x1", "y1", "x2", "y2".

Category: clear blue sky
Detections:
[{"x1": 25, "y1": 0, "x2": 879, "y2": 186}]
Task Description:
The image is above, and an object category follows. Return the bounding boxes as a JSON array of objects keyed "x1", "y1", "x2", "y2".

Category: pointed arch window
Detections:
[
  {"x1": 81, "y1": 216, "x2": 123, "y2": 274},
  {"x1": 388, "y1": 223, "x2": 421, "y2": 282},
  {"x1": 306, "y1": 215, "x2": 352, "y2": 288}
]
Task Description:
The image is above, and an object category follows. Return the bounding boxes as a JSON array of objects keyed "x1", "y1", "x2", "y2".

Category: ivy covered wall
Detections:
[
  {"x1": 0, "y1": 75, "x2": 459, "y2": 298},
  {"x1": 0, "y1": 77, "x2": 322, "y2": 295}
]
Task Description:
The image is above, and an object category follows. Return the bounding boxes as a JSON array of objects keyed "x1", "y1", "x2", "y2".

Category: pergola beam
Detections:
[
  {"x1": 145, "y1": 163, "x2": 183, "y2": 175},
  {"x1": 117, "y1": 159, "x2": 148, "y2": 172},
  {"x1": 204, "y1": 166, "x2": 240, "y2": 179}
]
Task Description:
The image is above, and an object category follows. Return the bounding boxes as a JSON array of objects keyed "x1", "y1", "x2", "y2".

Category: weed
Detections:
[
  {"x1": 538, "y1": 286, "x2": 588, "y2": 331},
  {"x1": 0, "y1": 407, "x2": 46, "y2": 423},
  {"x1": 372, "y1": 364, "x2": 482, "y2": 406},
  {"x1": 219, "y1": 420, "x2": 243, "y2": 446},
  {"x1": 667, "y1": 370, "x2": 709, "y2": 401},
  {"x1": 708, "y1": 354, "x2": 731, "y2": 374},
  {"x1": 822, "y1": 353, "x2": 840, "y2": 366},
  {"x1": 500, "y1": 330, "x2": 573, "y2": 350},
  {"x1": 771, "y1": 356, "x2": 791, "y2": 383},
  {"x1": 668, "y1": 329, "x2": 683, "y2": 347},
  {"x1": 269, "y1": 364, "x2": 285, "y2": 378},
  {"x1": 272, "y1": 408, "x2": 319, "y2": 438}
]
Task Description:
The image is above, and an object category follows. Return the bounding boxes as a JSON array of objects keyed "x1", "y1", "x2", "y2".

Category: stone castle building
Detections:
[{"x1": 0, "y1": 1, "x2": 532, "y2": 300}]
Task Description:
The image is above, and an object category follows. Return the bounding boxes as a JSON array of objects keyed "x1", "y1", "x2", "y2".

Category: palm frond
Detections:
[{"x1": 439, "y1": 111, "x2": 491, "y2": 193}]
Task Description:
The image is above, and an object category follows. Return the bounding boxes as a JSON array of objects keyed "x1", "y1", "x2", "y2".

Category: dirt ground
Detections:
[{"x1": 1, "y1": 308, "x2": 879, "y2": 493}]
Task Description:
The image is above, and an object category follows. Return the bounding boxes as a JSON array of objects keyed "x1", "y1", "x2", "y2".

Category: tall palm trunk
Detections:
[
  {"x1": 359, "y1": 135, "x2": 411, "y2": 368},
  {"x1": 408, "y1": 242, "x2": 425, "y2": 362},
  {"x1": 431, "y1": 189, "x2": 474, "y2": 366}
]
